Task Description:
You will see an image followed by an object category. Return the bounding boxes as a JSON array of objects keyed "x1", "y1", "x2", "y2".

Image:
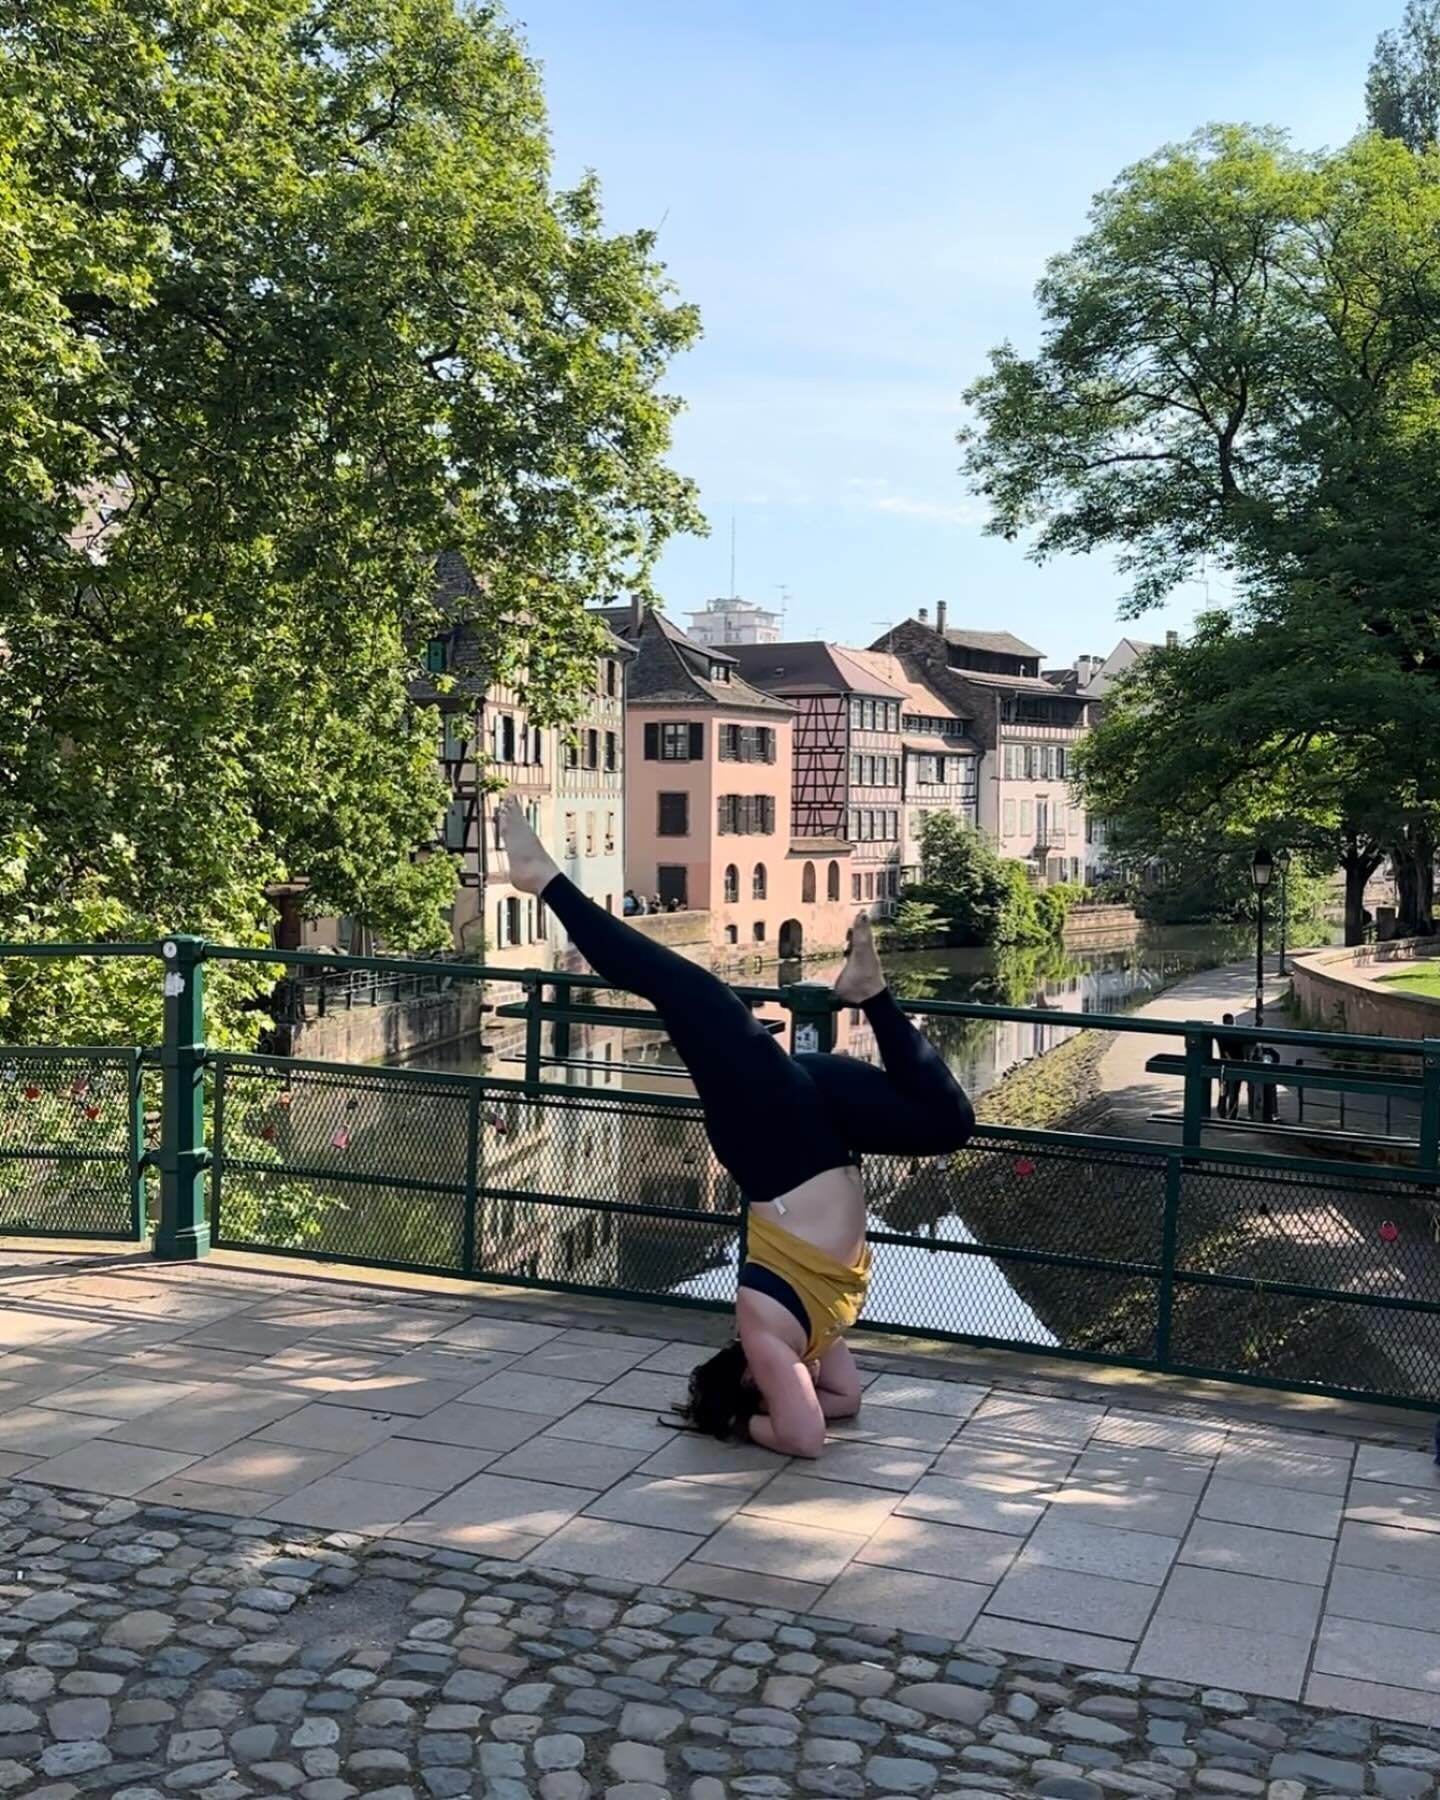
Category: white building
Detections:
[{"x1": 684, "y1": 596, "x2": 782, "y2": 647}]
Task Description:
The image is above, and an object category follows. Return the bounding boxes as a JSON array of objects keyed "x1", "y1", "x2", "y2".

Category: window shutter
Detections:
[
  {"x1": 765, "y1": 728, "x2": 776, "y2": 763},
  {"x1": 644, "y1": 723, "x2": 659, "y2": 761},
  {"x1": 763, "y1": 796, "x2": 776, "y2": 834},
  {"x1": 689, "y1": 723, "x2": 705, "y2": 760}
]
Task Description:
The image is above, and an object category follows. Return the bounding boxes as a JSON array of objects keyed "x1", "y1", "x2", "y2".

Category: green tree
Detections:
[
  {"x1": 963, "y1": 125, "x2": 1440, "y2": 932},
  {"x1": 1368, "y1": 0, "x2": 1440, "y2": 150},
  {"x1": 909, "y1": 813, "x2": 1046, "y2": 947},
  {"x1": 0, "y1": 0, "x2": 701, "y2": 1043}
]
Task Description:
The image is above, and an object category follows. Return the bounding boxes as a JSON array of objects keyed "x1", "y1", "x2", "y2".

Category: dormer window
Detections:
[
  {"x1": 710, "y1": 661, "x2": 731, "y2": 682},
  {"x1": 424, "y1": 637, "x2": 448, "y2": 674}
]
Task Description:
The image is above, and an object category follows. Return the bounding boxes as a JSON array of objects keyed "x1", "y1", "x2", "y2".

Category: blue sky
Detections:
[{"x1": 514, "y1": 0, "x2": 1392, "y2": 663}]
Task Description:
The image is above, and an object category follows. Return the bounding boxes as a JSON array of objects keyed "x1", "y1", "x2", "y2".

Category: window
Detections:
[
  {"x1": 724, "y1": 863, "x2": 739, "y2": 903},
  {"x1": 710, "y1": 661, "x2": 731, "y2": 682},
  {"x1": 1003, "y1": 798, "x2": 1017, "y2": 836},
  {"x1": 658, "y1": 792, "x2": 688, "y2": 836},
  {"x1": 564, "y1": 811, "x2": 578, "y2": 857},
  {"x1": 718, "y1": 795, "x2": 776, "y2": 835},
  {"x1": 802, "y1": 863, "x2": 816, "y2": 903},
  {"x1": 533, "y1": 726, "x2": 543, "y2": 764},
  {"x1": 564, "y1": 737, "x2": 579, "y2": 770},
  {"x1": 851, "y1": 698, "x2": 865, "y2": 730},
  {"x1": 585, "y1": 812, "x2": 595, "y2": 856},
  {"x1": 496, "y1": 714, "x2": 516, "y2": 762},
  {"x1": 847, "y1": 810, "x2": 858, "y2": 841},
  {"x1": 724, "y1": 924, "x2": 739, "y2": 945},
  {"x1": 827, "y1": 861, "x2": 840, "y2": 901},
  {"x1": 862, "y1": 755, "x2": 874, "y2": 785},
  {"x1": 505, "y1": 896, "x2": 522, "y2": 946},
  {"x1": 495, "y1": 900, "x2": 507, "y2": 947},
  {"x1": 852, "y1": 874, "x2": 862, "y2": 901},
  {"x1": 1003, "y1": 745, "x2": 1017, "y2": 780},
  {"x1": 442, "y1": 714, "x2": 467, "y2": 761},
  {"x1": 604, "y1": 811, "x2": 615, "y2": 854},
  {"x1": 657, "y1": 865, "x2": 688, "y2": 908},
  {"x1": 585, "y1": 729, "x2": 599, "y2": 770},
  {"x1": 645, "y1": 722, "x2": 704, "y2": 761},
  {"x1": 443, "y1": 797, "x2": 466, "y2": 850},
  {"x1": 604, "y1": 731, "x2": 617, "y2": 772},
  {"x1": 753, "y1": 921, "x2": 766, "y2": 941},
  {"x1": 864, "y1": 873, "x2": 875, "y2": 900},
  {"x1": 1020, "y1": 800, "x2": 1034, "y2": 837},
  {"x1": 851, "y1": 753, "x2": 862, "y2": 784},
  {"x1": 1086, "y1": 814, "x2": 1095, "y2": 844},
  {"x1": 719, "y1": 725, "x2": 776, "y2": 762},
  {"x1": 605, "y1": 659, "x2": 618, "y2": 697},
  {"x1": 888, "y1": 811, "x2": 899, "y2": 840},
  {"x1": 753, "y1": 863, "x2": 767, "y2": 900},
  {"x1": 862, "y1": 700, "x2": 875, "y2": 730},
  {"x1": 424, "y1": 637, "x2": 448, "y2": 674}
]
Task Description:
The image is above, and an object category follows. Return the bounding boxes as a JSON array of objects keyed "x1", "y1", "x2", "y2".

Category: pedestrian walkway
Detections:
[
  {"x1": 0, "y1": 1248, "x2": 1436, "y2": 1739},
  {"x1": 1095, "y1": 958, "x2": 1291, "y2": 1146}
]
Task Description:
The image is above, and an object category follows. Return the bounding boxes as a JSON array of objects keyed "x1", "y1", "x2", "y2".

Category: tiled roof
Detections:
[
  {"x1": 944, "y1": 627, "x2": 1043, "y2": 659},
  {"x1": 950, "y1": 667, "x2": 1086, "y2": 698},
  {"x1": 728, "y1": 641, "x2": 905, "y2": 700},
  {"x1": 594, "y1": 607, "x2": 792, "y2": 715},
  {"x1": 844, "y1": 650, "x2": 968, "y2": 722}
]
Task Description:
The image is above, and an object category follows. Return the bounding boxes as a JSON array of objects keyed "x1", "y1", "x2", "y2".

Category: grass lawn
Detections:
[{"x1": 1376, "y1": 964, "x2": 1440, "y2": 997}]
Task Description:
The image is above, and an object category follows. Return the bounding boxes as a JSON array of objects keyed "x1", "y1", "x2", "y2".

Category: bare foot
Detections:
[
  {"x1": 834, "y1": 911, "x2": 885, "y2": 1004},
  {"x1": 496, "y1": 794, "x2": 559, "y2": 896}
]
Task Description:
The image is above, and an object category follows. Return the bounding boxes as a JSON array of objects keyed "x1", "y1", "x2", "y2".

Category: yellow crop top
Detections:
[{"x1": 743, "y1": 1210, "x2": 871, "y2": 1360}]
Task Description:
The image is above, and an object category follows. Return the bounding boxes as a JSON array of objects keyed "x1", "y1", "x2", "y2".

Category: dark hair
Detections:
[
  {"x1": 682, "y1": 1340, "x2": 762, "y2": 1441},
  {"x1": 1222, "y1": 1013, "x2": 1234, "y2": 1024}
]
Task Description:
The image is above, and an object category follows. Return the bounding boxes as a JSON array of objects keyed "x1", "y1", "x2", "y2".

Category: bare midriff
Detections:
[{"x1": 749, "y1": 1163, "x2": 866, "y2": 1265}]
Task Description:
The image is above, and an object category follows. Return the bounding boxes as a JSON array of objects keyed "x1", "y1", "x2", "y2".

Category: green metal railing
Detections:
[{"x1": 2, "y1": 935, "x2": 1440, "y2": 1410}]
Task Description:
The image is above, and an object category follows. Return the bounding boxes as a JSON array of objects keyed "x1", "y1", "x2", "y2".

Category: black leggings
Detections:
[{"x1": 541, "y1": 876, "x2": 975, "y2": 1203}]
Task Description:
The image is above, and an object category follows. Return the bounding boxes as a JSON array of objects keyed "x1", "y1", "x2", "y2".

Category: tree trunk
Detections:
[
  {"x1": 1340, "y1": 833, "x2": 1384, "y2": 947},
  {"x1": 1392, "y1": 820, "x2": 1436, "y2": 935}
]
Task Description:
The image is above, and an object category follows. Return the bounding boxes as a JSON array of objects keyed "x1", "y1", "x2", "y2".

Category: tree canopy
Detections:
[
  {"x1": 1368, "y1": 0, "x2": 1440, "y2": 151},
  {"x1": 963, "y1": 124, "x2": 1440, "y2": 934},
  {"x1": 0, "y1": 0, "x2": 701, "y2": 1042}
]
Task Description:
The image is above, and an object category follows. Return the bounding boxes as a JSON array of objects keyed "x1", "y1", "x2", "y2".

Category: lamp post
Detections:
[
  {"x1": 1251, "y1": 846, "x2": 1274, "y2": 1027},
  {"x1": 1275, "y1": 848, "x2": 1292, "y2": 977}
]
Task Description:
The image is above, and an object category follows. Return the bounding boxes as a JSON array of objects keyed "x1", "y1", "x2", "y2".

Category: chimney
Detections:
[
  {"x1": 629, "y1": 594, "x2": 643, "y2": 638},
  {"x1": 1165, "y1": 629, "x2": 1178, "y2": 650},
  {"x1": 918, "y1": 607, "x2": 929, "y2": 624},
  {"x1": 935, "y1": 600, "x2": 948, "y2": 635}
]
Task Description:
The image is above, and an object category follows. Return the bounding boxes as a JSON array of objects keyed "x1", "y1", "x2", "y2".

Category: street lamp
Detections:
[
  {"x1": 1251, "y1": 846, "x2": 1274, "y2": 1027},
  {"x1": 1275, "y1": 848, "x2": 1292, "y2": 977}
]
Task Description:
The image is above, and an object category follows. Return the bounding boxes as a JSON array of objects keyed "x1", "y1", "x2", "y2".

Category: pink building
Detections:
[
  {"x1": 599, "y1": 608, "x2": 852, "y2": 961},
  {"x1": 730, "y1": 642, "x2": 907, "y2": 918}
]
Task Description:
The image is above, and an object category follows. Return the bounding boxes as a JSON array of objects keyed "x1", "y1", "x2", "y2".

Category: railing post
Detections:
[
  {"x1": 1420, "y1": 1039, "x2": 1440, "y2": 1175},
  {"x1": 1156, "y1": 1153, "x2": 1181, "y2": 1370},
  {"x1": 1181, "y1": 1027, "x2": 1210, "y2": 1150},
  {"x1": 154, "y1": 935, "x2": 210, "y2": 1260},
  {"x1": 784, "y1": 981, "x2": 837, "y2": 1055},
  {"x1": 522, "y1": 975, "x2": 543, "y2": 1088},
  {"x1": 463, "y1": 1084, "x2": 480, "y2": 1276},
  {"x1": 551, "y1": 980, "x2": 572, "y2": 1068}
]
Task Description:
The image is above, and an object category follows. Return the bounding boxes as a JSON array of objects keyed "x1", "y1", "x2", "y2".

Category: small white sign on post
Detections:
[{"x1": 793, "y1": 1022, "x2": 820, "y2": 1055}]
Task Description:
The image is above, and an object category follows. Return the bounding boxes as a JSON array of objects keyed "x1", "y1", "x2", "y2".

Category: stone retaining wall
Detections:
[{"x1": 1291, "y1": 940, "x2": 1440, "y2": 1041}]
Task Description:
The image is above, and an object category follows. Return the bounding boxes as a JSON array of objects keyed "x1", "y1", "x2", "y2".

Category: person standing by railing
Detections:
[
  {"x1": 497, "y1": 795, "x2": 975, "y2": 1459},
  {"x1": 1215, "y1": 1014, "x2": 1249, "y2": 1120}
]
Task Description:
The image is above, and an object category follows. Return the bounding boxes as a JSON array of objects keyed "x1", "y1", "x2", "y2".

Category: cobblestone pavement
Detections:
[{"x1": 2, "y1": 1480, "x2": 1437, "y2": 1800}]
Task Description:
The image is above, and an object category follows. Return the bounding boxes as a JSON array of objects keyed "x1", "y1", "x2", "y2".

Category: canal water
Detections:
[{"x1": 403, "y1": 924, "x2": 1264, "y2": 1343}]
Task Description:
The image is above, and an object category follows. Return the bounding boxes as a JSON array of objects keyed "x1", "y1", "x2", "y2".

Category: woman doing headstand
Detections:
[{"x1": 497, "y1": 797, "x2": 975, "y2": 1458}]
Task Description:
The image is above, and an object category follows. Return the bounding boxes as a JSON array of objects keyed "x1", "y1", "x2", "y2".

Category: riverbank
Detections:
[{"x1": 952, "y1": 960, "x2": 1417, "y2": 1395}]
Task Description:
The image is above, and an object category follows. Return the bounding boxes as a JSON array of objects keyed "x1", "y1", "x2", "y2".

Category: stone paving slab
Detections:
[
  {"x1": 0, "y1": 1253, "x2": 1436, "y2": 1746},
  {"x1": 0, "y1": 1479, "x2": 1436, "y2": 1800}
]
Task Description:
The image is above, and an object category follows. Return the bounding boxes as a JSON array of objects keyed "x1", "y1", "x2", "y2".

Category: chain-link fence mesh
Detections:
[
  {"x1": 0, "y1": 1050, "x2": 141, "y2": 1237},
  {"x1": 206, "y1": 1053, "x2": 1440, "y2": 1404},
  {"x1": 213, "y1": 1059, "x2": 472, "y2": 1272},
  {"x1": 1172, "y1": 1157, "x2": 1440, "y2": 1402}
]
